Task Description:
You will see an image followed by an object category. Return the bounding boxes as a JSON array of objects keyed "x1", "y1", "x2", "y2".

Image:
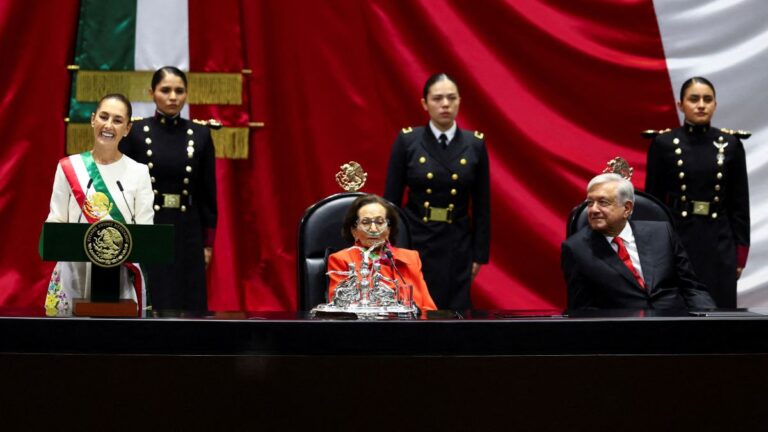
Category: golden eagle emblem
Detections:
[
  {"x1": 83, "y1": 192, "x2": 113, "y2": 220},
  {"x1": 335, "y1": 161, "x2": 368, "y2": 192},
  {"x1": 83, "y1": 220, "x2": 132, "y2": 268},
  {"x1": 602, "y1": 156, "x2": 633, "y2": 180}
]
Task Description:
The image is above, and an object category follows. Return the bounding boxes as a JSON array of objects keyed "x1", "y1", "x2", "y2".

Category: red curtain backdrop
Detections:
[
  {"x1": 0, "y1": 0, "x2": 80, "y2": 307},
  {"x1": 0, "y1": 0, "x2": 677, "y2": 311}
]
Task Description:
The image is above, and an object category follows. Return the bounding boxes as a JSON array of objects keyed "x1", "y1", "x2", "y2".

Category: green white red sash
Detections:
[{"x1": 59, "y1": 151, "x2": 126, "y2": 223}]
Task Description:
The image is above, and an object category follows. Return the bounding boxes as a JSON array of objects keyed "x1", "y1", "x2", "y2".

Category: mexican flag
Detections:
[{"x1": 67, "y1": 0, "x2": 250, "y2": 158}]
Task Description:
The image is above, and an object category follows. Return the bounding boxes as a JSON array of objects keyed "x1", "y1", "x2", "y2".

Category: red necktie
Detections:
[{"x1": 613, "y1": 236, "x2": 645, "y2": 289}]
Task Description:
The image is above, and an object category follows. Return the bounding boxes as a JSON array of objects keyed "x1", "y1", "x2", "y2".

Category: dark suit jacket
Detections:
[{"x1": 561, "y1": 221, "x2": 715, "y2": 310}]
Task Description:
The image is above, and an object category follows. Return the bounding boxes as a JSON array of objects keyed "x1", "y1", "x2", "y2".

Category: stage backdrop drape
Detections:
[
  {"x1": 0, "y1": 0, "x2": 79, "y2": 307},
  {"x1": 1, "y1": 0, "x2": 766, "y2": 311}
]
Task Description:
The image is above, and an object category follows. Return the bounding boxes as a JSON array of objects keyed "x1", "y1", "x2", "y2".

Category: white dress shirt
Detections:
[{"x1": 429, "y1": 121, "x2": 457, "y2": 146}]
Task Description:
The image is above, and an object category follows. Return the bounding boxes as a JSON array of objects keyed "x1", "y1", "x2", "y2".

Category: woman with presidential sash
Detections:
[
  {"x1": 45, "y1": 94, "x2": 154, "y2": 317},
  {"x1": 120, "y1": 66, "x2": 217, "y2": 315}
]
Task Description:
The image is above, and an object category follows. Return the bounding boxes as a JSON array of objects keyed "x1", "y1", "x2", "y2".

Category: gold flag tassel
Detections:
[
  {"x1": 74, "y1": 70, "x2": 243, "y2": 105},
  {"x1": 188, "y1": 73, "x2": 243, "y2": 105},
  {"x1": 66, "y1": 122, "x2": 94, "y2": 155},
  {"x1": 211, "y1": 127, "x2": 250, "y2": 159},
  {"x1": 66, "y1": 121, "x2": 252, "y2": 160}
]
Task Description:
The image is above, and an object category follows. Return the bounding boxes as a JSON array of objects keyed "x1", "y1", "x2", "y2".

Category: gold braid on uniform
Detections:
[
  {"x1": 642, "y1": 127, "x2": 751, "y2": 140},
  {"x1": 641, "y1": 128, "x2": 671, "y2": 139}
]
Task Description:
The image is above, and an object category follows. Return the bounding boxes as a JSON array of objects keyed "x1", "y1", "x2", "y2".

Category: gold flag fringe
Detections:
[
  {"x1": 211, "y1": 127, "x2": 250, "y2": 159},
  {"x1": 75, "y1": 71, "x2": 242, "y2": 105},
  {"x1": 66, "y1": 123, "x2": 250, "y2": 159},
  {"x1": 66, "y1": 123, "x2": 94, "y2": 155},
  {"x1": 75, "y1": 71, "x2": 154, "y2": 102},
  {"x1": 188, "y1": 73, "x2": 242, "y2": 105}
]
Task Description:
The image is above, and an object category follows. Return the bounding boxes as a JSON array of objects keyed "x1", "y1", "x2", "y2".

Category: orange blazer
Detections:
[{"x1": 327, "y1": 245, "x2": 437, "y2": 311}]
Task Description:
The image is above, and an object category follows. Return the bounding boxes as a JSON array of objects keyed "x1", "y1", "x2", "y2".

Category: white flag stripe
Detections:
[
  {"x1": 654, "y1": 0, "x2": 768, "y2": 305},
  {"x1": 133, "y1": 0, "x2": 190, "y2": 120},
  {"x1": 135, "y1": 0, "x2": 189, "y2": 71}
]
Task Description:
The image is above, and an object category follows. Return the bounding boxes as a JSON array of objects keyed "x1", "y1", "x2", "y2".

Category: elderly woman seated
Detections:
[{"x1": 327, "y1": 194, "x2": 437, "y2": 311}]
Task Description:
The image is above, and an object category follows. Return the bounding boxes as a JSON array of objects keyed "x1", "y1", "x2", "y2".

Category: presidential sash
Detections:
[{"x1": 59, "y1": 151, "x2": 126, "y2": 223}]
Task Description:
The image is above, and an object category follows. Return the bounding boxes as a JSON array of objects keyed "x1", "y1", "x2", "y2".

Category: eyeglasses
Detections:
[{"x1": 356, "y1": 218, "x2": 389, "y2": 229}]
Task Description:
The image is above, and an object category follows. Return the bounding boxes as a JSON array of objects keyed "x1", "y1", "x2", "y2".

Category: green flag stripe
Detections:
[
  {"x1": 74, "y1": 0, "x2": 137, "y2": 70},
  {"x1": 69, "y1": 0, "x2": 137, "y2": 124}
]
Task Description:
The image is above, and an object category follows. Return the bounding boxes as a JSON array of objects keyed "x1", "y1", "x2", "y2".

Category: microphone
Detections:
[
  {"x1": 385, "y1": 247, "x2": 418, "y2": 313},
  {"x1": 384, "y1": 248, "x2": 406, "y2": 286},
  {"x1": 77, "y1": 178, "x2": 94, "y2": 223},
  {"x1": 116, "y1": 180, "x2": 136, "y2": 224}
]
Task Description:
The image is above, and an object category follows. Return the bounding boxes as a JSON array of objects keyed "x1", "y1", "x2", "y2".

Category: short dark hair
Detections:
[
  {"x1": 96, "y1": 93, "x2": 132, "y2": 120},
  {"x1": 422, "y1": 73, "x2": 459, "y2": 99},
  {"x1": 341, "y1": 194, "x2": 400, "y2": 245},
  {"x1": 680, "y1": 76, "x2": 716, "y2": 101},
  {"x1": 151, "y1": 66, "x2": 188, "y2": 90}
]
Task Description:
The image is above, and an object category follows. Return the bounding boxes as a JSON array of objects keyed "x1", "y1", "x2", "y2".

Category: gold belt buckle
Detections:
[
  {"x1": 428, "y1": 207, "x2": 451, "y2": 223},
  {"x1": 692, "y1": 200, "x2": 710, "y2": 216},
  {"x1": 162, "y1": 194, "x2": 181, "y2": 209}
]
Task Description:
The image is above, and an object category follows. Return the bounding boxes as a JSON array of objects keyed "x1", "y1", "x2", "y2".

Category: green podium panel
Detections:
[
  {"x1": 39, "y1": 222, "x2": 174, "y2": 317},
  {"x1": 40, "y1": 223, "x2": 174, "y2": 264}
]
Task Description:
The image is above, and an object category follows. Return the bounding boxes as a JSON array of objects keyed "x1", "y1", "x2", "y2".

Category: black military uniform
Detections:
[
  {"x1": 645, "y1": 124, "x2": 750, "y2": 308},
  {"x1": 384, "y1": 125, "x2": 490, "y2": 310},
  {"x1": 120, "y1": 112, "x2": 217, "y2": 313}
]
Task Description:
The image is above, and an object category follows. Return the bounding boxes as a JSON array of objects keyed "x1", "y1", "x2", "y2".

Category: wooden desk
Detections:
[{"x1": 2, "y1": 309, "x2": 766, "y2": 429}]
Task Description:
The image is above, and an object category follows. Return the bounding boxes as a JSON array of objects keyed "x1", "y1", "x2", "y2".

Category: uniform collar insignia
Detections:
[
  {"x1": 155, "y1": 111, "x2": 181, "y2": 127},
  {"x1": 684, "y1": 122, "x2": 710, "y2": 135}
]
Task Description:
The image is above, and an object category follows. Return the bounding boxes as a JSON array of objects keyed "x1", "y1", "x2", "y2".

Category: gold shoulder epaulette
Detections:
[
  {"x1": 193, "y1": 118, "x2": 223, "y2": 130},
  {"x1": 720, "y1": 128, "x2": 751, "y2": 140},
  {"x1": 474, "y1": 130, "x2": 484, "y2": 139},
  {"x1": 130, "y1": 116, "x2": 144, "y2": 122},
  {"x1": 401, "y1": 127, "x2": 413, "y2": 134},
  {"x1": 641, "y1": 128, "x2": 671, "y2": 139}
]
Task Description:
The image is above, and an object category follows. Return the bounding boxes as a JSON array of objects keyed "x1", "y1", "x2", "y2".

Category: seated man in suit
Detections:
[{"x1": 561, "y1": 173, "x2": 715, "y2": 310}]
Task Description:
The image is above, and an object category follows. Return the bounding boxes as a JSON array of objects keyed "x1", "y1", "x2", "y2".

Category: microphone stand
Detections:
[{"x1": 77, "y1": 178, "x2": 94, "y2": 223}]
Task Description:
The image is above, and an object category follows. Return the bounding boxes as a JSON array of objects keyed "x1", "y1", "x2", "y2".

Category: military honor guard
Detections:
[
  {"x1": 384, "y1": 73, "x2": 490, "y2": 311},
  {"x1": 645, "y1": 77, "x2": 750, "y2": 308},
  {"x1": 120, "y1": 66, "x2": 217, "y2": 314}
]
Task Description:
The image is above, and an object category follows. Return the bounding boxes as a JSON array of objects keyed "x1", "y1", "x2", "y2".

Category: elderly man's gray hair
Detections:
[{"x1": 587, "y1": 173, "x2": 635, "y2": 205}]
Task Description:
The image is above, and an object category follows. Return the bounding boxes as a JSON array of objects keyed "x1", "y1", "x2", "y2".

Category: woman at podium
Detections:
[
  {"x1": 44, "y1": 94, "x2": 155, "y2": 316},
  {"x1": 120, "y1": 66, "x2": 217, "y2": 315}
]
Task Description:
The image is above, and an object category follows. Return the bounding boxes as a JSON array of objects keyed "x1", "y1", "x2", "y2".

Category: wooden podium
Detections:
[{"x1": 40, "y1": 222, "x2": 173, "y2": 317}]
